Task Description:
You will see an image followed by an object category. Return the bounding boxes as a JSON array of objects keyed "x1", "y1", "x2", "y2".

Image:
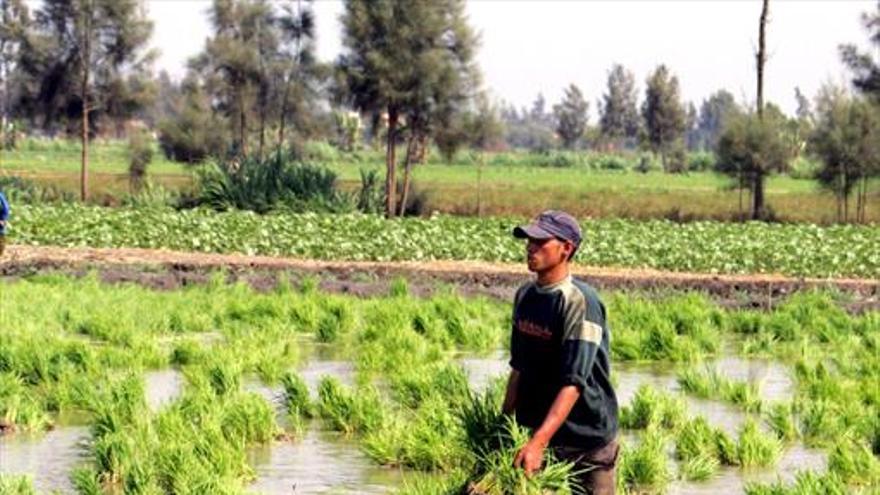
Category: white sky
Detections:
[{"x1": 146, "y1": 0, "x2": 876, "y2": 116}]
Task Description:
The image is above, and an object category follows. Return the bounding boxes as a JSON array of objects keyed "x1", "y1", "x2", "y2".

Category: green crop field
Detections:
[
  {"x1": 0, "y1": 275, "x2": 877, "y2": 493},
  {"x1": 3, "y1": 140, "x2": 877, "y2": 223},
  {"x1": 10, "y1": 205, "x2": 880, "y2": 278}
]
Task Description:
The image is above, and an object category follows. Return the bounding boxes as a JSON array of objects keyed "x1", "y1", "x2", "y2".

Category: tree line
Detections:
[{"x1": 0, "y1": 0, "x2": 878, "y2": 221}]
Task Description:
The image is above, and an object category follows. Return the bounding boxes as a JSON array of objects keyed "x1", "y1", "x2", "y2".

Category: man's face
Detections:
[{"x1": 525, "y1": 237, "x2": 572, "y2": 273}]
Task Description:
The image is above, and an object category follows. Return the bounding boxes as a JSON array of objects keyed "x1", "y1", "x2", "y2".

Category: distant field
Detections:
[{"x1": 2, "y1": 140, "x2": 877, "y2": 223}]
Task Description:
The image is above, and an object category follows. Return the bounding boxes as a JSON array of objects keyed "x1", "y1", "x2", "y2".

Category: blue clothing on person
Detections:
[{"x1": 0, "y1": 191, "x2": 9, "y2": 235}]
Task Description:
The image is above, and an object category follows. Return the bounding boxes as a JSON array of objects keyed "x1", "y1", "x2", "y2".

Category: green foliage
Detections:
[
  {"x1": 619, "y1": 428, "x2": 672, "y2": 492},
  {"x1": 196, "y1": 151, "x2": 351, "y2": 213},
  {"x1": 642, "y1": 64, "x2": 686, "y2": 165},
  {"x1": 553, "y1": 84, "x2": 589, "y2": 149},
  {"x1": 0, "y1": 475, "x2": 37, "y2": 495}
]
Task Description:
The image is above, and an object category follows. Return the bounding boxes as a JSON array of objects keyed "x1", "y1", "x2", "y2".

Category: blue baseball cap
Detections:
[{"x1": 513, "y1": 210, "x2": 582, "y2": 250}]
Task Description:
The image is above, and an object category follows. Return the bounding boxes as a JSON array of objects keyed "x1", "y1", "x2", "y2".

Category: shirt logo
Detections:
[{"x1": 516, "y1": 319, "x2": 553, "y2": 340}]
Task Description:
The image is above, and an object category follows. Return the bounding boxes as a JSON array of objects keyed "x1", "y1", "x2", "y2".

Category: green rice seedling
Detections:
[
  {"x1": 744, "y1": 471, "x2": 850, "y2": 495},
  {"x1": 169, "y1": 339, "x2": 205, "y2": 366},
  {"x1": 395, "y1": 469, "x2": 469, "y2": 495},
  {"x1": 316, "y1": 301, "x2": 355, "y2": 343},
  {"x1": 281, "y1": 371, "x2": 314, "y2": 418},
  {"x1": 679, "y1": 453, "x2": 719, "y2": 482},
  {"x1": 390, "y1": 277, "x2": 409, "y2": 297},
  {"x1": 736, "y1": 418, "x2": 782, "y2": 468},
  {"x1": 765, "y1": 402, "x2": 799, "y2": 442},
  {"x1": 467, "y1": 416, "x2": 577, "y2": 495},
  {"x1": 317, "y1": 377, "x2": 385, "y2": 435},
  {"x1": 798, "y1": 399, "x2": 842, "y2": 446},
  {"x1": 390, "y1": 362, "x2": 470, "y2": 409},
  {"x1": 827, "y1": 436, "x2": 880, "y2": 486},
  {"x1": 714, "y1": 429, "x2": 739, "y2": 466},
  {"x1": 206, "y1": 361, "x2": 242, "y2": 397},
  {"x1": 0, "y1": 475, "x2": 36, "y2": 495},
  {"x1": 299, "y1": 275, "x2": 319, "y2": 295},
  {"x1": 0, "y1": 372, "x2": 52, "y2": 432},
  {"x1": 220, "y1": 392, "x2": 277, "y2": 444},
  {"x1": 457, "y1": 385, "x2": 506, "y2": 461},
  {"x1": 677, "y1": 365, "x2": 763, "y2": 413},
  {"x1": 365, "y1": 396, "x2": 466, "y2": 471},
  {"x1": 618, "y1": 426, "x2": 672, "y2": 493},
  {"x1": 619, "y1": 385, "x2": 686, "y2": 430},
  {"x1": 675, "y1": 416, "x2": 721, "y2": 463}
]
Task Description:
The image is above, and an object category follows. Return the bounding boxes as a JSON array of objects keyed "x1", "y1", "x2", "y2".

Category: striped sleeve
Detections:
[{"x1": 559, "y1": 286, "x2": 603, "y2": 388}]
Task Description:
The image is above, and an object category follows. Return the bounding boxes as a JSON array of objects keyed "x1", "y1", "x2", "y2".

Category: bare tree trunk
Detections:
[
  {"x1": 756, "y1": 0, "x2": 769, "y2": 120},
  {"x1": 398, "y1": 134, "x2": 416, "y2": 217},
  {"x1": 738, "y1": 168, "x2": 744, "y2": 219},
  {"x1": 278, "y1": 76, "x2": 290, "y2": 150},
  {"x1": 79, "y1": 9, "x2": 92, "y2": 202},
  {"x1": 384, "y1": 109, "x2": 399, "y2": 218},
  {"x1": 258, "y1": 83, "x2": 266, "y2": 160},
  {"x1": 238, "y1": 87, "x2": 248, "y2": 156},
  {"x1": 752, "y1": 173, "x2": 766, "y2": 220},
  {"x1": 750, "y1": 0, "x2": 769, "y2": 219}
]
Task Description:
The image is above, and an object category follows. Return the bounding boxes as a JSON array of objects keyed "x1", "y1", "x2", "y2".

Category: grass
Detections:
[{"x1": 5, "y1": 139, "x2": 879, "y2": 222}]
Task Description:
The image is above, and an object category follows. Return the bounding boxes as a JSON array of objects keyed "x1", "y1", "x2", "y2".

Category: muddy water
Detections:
[
  {"x1": 0, "y1": 352, "x2": 811, "y2": 495},
  {"x1": 247, "y1": 427, "x2": 401, "y2": 494},
  {"x1": 670, "y1": 442, "x2": 827, "y2": 494},
  {"x1": 145, "y1": 369, "x2": 185, "y2": 411},
  {"x1": 0, "y1": 426, "x2": 89, "y2": 494}
]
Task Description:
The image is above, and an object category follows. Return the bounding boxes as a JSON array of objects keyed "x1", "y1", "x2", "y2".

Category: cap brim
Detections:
[{"x1": 513, "y1": 224, "x2": 555, "y2": 240}]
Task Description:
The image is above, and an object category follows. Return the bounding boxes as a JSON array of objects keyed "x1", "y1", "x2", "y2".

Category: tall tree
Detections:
[
  {"x1": 0, "y1": 0, "x2": 30, "y2": 147},
  {"x1": 553, "y1": 83, "x2": 588, "y2": 149},
  {"x1": 716, "y1": 112, "x2": 791, "y2": 220},
  {"x1": 198, "y1": 0, "x2": 276, "y2": 157},
  {"x1": 275, "y1": 0, "x2": 318, "y2": 149},
  {"x1": 641, "y1": 64, "x2": 686, "y2": 168},
  {"x1": 598, "y1": 63, "x2": 640, "y2": 148},
  {"x1": 810, "y1": 83, "x2": 880, "y2": 223},
  {"x1": 23, "y1": 0, "x2": 154, "y2": 201},
  {"x1": 697, "y1": 89, "x2": 741, "y2": 150},
  {"x1": 338, "y1": 0, "x2": 479, "y2": 217},
  {"x1": 839, "y1": 2, "x2": 880, "y2": 101}
]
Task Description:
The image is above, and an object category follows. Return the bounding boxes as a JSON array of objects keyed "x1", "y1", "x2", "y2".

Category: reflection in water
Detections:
[
  {"x1": 144, "y1": 369, "x2": 185, "y2": 411},
  {"x1": 710, "y1": 356, "x2": 794, "y2": 403},
  {"x1": 0, "y1": 427, "x2": 89, "y2": 494},
  {"x1": 670, "y1": 443, "x2": 827, "y2": 494},
  {"x1": 248, "y1": 427, "x2": 401, "y2": 495}
]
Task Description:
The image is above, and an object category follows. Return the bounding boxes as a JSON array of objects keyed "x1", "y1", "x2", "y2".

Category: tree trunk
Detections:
[
  {"x1": 278, "y1": 75, "x2": 290, "y2": 151},
  {"x1": 239, "y1": 88, "x2": 248, "y2": 156},
  {"x1": 751, "y1": 172, "x2": 765, "y2": 220},
  {"x1": 398, "y1": 134, "x2": 416, "y2": 217},
  {"x1": 384, "y1": 109, "x2": 399, "y2": 218},
  {"x1": 756, "y1": 0, "x2": 769, "y2": 119},
  {"x1": 80, "y1": 10, "x2": 92, "y2": 202}
]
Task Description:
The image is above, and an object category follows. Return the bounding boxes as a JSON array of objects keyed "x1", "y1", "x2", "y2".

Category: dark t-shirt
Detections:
[{"x1": 510, "y1": 275, "x2": 618, "y2": 450}]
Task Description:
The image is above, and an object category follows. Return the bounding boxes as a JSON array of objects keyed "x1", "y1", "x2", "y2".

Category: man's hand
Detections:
[{"x1": 513, "y1": 436, "x2": 547, "y2": 475}]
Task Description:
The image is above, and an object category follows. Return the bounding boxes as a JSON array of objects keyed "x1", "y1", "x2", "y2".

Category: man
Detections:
[
  {"x1": 0, "y1": 190, "x2": 8, "y2": 257},
  {"x1": 503, "y1": 210, "x2": 619, "y2": 495}
]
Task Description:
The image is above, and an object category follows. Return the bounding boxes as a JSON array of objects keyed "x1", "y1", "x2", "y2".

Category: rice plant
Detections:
[
  {"x1": 618, "y1": 427, "x2": 672, "y2": 493},
  {"x1": 736, "y1": 419, "x2": 782, "y2": 468}
]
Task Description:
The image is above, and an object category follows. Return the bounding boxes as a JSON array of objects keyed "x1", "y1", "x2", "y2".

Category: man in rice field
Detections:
[
  {"x1": 0, "y1": 190, "x2": 8, "y2": 257},
  {"x1": 503, "y1": 210, "x2": 619, "y2": 494}
]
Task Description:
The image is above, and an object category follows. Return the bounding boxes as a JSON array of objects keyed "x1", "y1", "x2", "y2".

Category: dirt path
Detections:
[{"x1": 2, "y1": 244, "x2": 878, "y2": 310}]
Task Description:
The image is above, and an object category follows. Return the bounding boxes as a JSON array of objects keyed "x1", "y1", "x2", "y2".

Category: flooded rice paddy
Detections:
[{"x1": 1, "y1": 349, "x2": 824, "y2": 494}]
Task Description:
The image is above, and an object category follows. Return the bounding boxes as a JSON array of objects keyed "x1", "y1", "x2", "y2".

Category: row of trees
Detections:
[{"x1": 0, "y1": 0, "x2": 877, "y2": 221}]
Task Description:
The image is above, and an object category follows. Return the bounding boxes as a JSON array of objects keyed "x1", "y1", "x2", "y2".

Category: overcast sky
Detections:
[{"x1": 147, "y1": 0, "x2": 876, "y2": 116}]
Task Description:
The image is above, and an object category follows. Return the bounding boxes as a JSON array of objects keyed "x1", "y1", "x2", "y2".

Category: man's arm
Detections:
[
  {"x1": 502, "y1": 369, "x2": 520, "y2": 415},
  {"x1": 513, "y1": 384, "x2": 580, "y2": 474}
]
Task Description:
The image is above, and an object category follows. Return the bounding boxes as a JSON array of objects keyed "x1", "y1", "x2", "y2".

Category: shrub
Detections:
[{"x1": 195, "y1": 151, "x2": 352, "y2": 213}]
